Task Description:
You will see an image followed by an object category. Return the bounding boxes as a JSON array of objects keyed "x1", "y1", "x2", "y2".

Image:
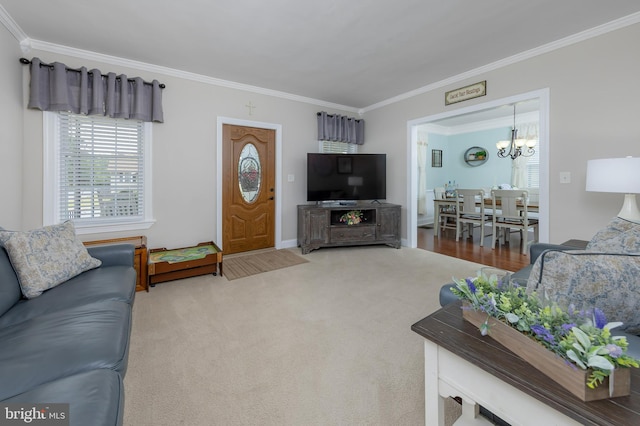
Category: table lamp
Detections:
[{"x1": 586, "y1": 156, "x2": 640, "y2": 223}]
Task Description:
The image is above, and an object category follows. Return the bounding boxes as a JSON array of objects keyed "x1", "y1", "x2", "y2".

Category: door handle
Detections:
[{"x1": 269, "y1": 196, "x2": 274, "y2": 200}]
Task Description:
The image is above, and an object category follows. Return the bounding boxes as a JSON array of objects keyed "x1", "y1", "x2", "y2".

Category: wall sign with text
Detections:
[{"x1": 445, "y1": 81, "x2": 487, "y2": 105}]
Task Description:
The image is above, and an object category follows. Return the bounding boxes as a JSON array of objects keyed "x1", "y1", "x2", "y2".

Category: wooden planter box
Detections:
[
  {"x1": 148, "y1": 241, "x2": 222, "y2": 285},
  {"x1": 463, "y1": 305, "x2": 631, "y2": 401}
]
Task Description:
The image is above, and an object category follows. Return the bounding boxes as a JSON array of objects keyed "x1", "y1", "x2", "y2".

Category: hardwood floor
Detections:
[{"x1": 417, "y1": 225, "x2": 532, "y2": 272}]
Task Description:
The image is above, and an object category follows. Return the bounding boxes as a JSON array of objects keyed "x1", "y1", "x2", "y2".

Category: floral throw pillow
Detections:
[
  {"x1": 586, "y1": 216, "x2": 640, "y2": 253},
  {"x1": 527, "y1": 249, "x2": 640, "y2": 334},
  {"x1": 0, "y1": 221, "x2": 101, "y2": 298}
]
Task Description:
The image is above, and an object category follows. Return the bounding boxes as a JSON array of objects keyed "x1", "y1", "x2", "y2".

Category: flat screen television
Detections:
[{"x1": 307, "y1": 153, "x2": 386, "y2": 202}]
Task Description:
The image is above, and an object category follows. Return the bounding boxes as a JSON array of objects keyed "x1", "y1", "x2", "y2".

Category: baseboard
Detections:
[
  {"x1": 280, "y1": 238, "x2": 298, "y2": 249},
  {"x1": 281, "y1": 238, "x2": 406, "y2": 250}
]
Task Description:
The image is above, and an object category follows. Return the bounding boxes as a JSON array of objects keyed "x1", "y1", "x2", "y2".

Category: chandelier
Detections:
[{"x1": 496, "y1": 104, "x2": 537, "y2": 160}]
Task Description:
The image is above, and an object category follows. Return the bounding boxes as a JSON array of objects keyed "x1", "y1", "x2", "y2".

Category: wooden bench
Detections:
[{"x1": 148, "y1": 241, "x2": 222, "y2": 286}]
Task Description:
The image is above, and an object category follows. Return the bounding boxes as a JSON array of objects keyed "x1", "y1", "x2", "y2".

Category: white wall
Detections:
[
  {"x1": 363, "y1": 23, "x2": 640, "y2": 244},
  {"x1": 17, "y1": 50, "x2": 355, "y2": 249},
  {"x1": 0, "y1": 25, "x2": 24, "y2": 230}
]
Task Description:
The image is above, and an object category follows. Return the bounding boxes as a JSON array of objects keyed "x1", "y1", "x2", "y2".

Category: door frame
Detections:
[
  {"x1": 405, "y1": 88, "x2": 550, "y2": 248},
  {"x1": 217, "y1": 117, "x2": 283, "y2": 251}
]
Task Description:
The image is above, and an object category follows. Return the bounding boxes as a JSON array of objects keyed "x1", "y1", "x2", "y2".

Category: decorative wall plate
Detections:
[{"x1": 464, "y1": 146, "x2": 488, "y2": 166}]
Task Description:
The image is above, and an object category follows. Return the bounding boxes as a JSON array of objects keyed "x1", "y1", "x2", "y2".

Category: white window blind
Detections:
[
  {"x1": 319, "y1": 140, "x2": 358, "y2": 154},
  {"x1": 57, "y1": 112, "x2": 145, "y2": 223},
  {"x1": 526, "y1": 148, "x2": 540, "y2": 188}
]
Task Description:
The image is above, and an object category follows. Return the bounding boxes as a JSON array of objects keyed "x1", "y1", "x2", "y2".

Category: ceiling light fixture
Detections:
[{"x1": 496, "y1": 104, "x2": 537, "y2": 160}]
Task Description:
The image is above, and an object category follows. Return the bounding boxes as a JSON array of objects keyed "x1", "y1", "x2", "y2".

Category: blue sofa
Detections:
[{"x1": 0, "y1": 243, "x2": 136, "y2": 426}]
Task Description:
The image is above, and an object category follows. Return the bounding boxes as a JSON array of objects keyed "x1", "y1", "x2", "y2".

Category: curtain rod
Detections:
[
  {"x1": 317, "y1": 112, "x2": 362, "y2": 121},
  {"x1": 19, "y1": 57, "x2": 166, "y2": 89}
]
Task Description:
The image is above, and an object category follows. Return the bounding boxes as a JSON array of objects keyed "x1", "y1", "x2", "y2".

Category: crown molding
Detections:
[
  {"x1": 24, "y1": 38, "x2": 360, "y2": 114},
  {"x1": 360, "y1": 11, "x2": 640, "y2": 114},
  {"x1": 0, "y1": 4, "x2": 27, "y2": 43},
  {"x1": 1, "y1": 2, "x2": 355, "y2": 112},
  {"x1": 5, "y1": 6, "x2": 639, "y2": 115}
]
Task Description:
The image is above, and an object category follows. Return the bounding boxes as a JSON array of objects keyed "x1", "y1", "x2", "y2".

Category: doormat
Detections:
[{"x1": 224, "y1": 249, "x2": 309, "y2": 281}]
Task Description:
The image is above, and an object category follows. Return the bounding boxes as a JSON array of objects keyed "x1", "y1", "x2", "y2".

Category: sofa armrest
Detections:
[
  {"x1": 529, "y1": 243, "x2": 581, "y2": 264},
  {"x1": 87, "y1": 244, "x2": 135, "y2": 268}
]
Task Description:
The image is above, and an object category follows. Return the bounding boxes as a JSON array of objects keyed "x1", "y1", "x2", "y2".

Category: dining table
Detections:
[{"x1": 433, "y1": 197, "x2": 539, "y2": 238}]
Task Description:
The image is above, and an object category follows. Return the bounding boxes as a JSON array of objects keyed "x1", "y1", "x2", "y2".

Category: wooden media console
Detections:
[{"x1": 297, "y1": 202, "x2": 401, "y2": 254}]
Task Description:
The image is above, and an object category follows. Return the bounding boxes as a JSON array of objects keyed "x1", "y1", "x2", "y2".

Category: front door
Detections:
[{"x1": 222, "y1": 124, "x2": 275, "y2": 254}]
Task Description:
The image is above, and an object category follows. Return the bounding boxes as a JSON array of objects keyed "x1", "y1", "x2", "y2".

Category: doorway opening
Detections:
[{"x1": 406, "y1": 89, "x2": 550, "y2": 250}]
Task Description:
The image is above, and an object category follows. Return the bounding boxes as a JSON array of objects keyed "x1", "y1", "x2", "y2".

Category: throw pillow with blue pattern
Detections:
[
  {"x1": 0, "y1": 221, "x2": 101, "y2": 298},
  {"x1": 528, "y1": 249, "x2": 640, "y2": 334},
  {"x1": 586, "y1": 216, "x2": 640, "y2": 253}
]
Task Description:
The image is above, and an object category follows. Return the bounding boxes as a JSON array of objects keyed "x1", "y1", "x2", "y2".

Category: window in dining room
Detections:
[{"x1": 526, "y1": 145, "x2": 540, "y2": 188}]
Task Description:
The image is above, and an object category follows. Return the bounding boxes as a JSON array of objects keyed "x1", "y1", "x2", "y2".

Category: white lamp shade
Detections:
[{"x1": 586, "y1": 157, "x2": 640, "y2": 194}]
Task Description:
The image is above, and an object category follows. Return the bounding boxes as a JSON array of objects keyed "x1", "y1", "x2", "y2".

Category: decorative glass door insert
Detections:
[{"x1": 238, "y1": 143, "x2": 261, "y2": 203}]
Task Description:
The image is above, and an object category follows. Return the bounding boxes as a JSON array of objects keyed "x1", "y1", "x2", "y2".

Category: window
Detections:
[
  {"x1": 526, "y1": 148, "x2": 540, "y2": 188},
  {"x1": 319, "y1": 140, "x2": 358, "y2": 154},
  {"x1": 44, "y1": 112, "x2": 153, "y2": 233}
]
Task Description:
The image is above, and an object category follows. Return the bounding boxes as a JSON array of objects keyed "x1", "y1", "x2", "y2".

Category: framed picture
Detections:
[
  {"x1": 337, "y1": 156, "x2": 352, "y2": 174},
  {"x1": 432, "y1": 149, "x2": 442, "y2": 168}
]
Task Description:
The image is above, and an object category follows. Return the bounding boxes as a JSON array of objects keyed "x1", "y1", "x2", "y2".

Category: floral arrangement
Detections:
[
  {"x1": 340, "y1": 210, "x2": 363, "y2": 225},
  {"x1": 452, "y1": 271, "x2": 639, "y2": 389}
]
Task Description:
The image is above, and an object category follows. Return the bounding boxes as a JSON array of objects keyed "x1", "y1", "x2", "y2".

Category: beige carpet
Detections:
[
  {"x1": 224, "y1": 249, "x2": 309, "y2": 280},
  {"x1": 124, "y1": 246, "x2": 486, "y2": 425}
]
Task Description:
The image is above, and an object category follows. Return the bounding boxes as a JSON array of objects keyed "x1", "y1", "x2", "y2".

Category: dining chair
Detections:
[
  {"x1": 491, "y1": 189, "x2": 539, "y2": 255},
  {"x1": 434, "y1": 187, "x2": 457, "y2": 235},
  {"x1": 439, "y1": 207, "x2": 457, "y2": 236},
  {"x1": 525, "y1": 188, "x2": 540, "y2": 220},
  {"x1": 455, "y1": 189, "x2": 491, "y2": 246}
]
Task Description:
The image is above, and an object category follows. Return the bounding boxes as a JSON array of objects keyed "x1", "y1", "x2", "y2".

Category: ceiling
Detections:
[{"x1": 2, "y1": 0, "x2": 640, "y2": 110}]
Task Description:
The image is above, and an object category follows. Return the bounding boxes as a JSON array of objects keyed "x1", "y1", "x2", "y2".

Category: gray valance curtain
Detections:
[
  {"x1": 26, "y1": 57, "x2": 164, "y2": 123},
  {"x1": 317, "y1": 111, "x2": 364, "y2": 145}
]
